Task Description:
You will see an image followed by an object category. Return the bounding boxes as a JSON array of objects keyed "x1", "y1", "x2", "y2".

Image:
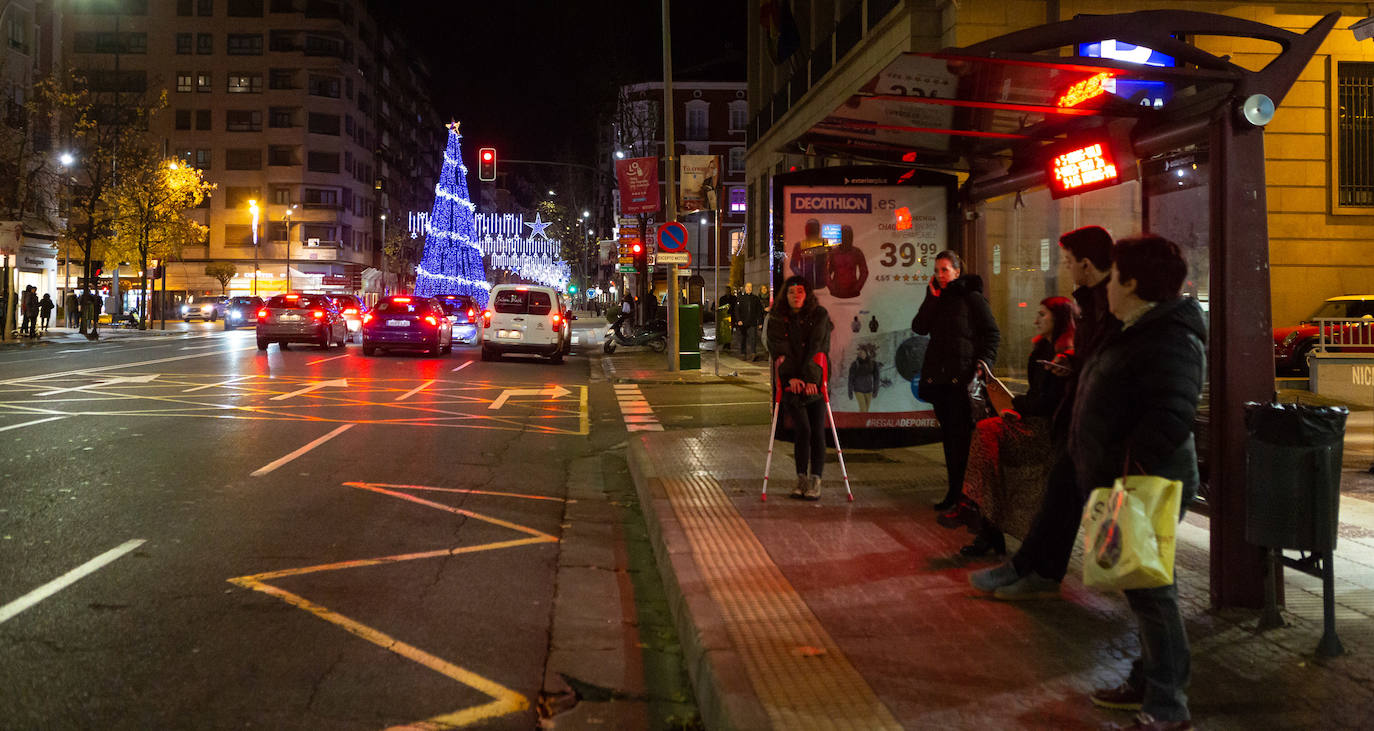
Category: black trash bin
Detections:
[{"x1": 1244, "y1": 402, "x2": 1348, "y2": 551}]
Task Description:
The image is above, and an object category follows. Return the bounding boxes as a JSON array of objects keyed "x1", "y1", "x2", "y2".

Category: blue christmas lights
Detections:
[{"x1": 414, "y1": 125, "x2": 490, "y2": 307}]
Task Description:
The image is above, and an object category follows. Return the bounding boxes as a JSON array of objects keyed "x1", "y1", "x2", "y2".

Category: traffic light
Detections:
[
  {"x1": 478, "y1": 147, "x2": 496, "y2": 181},
  {"x1": 568, "y1": 284, "x2": 578, "y2": 294}
]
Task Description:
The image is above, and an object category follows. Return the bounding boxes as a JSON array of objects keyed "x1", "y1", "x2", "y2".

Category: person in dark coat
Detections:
[
  {"x1": 971, "y1": 225, "x2": 1118, "y2": 598},
  {"x1": 21, "y1": 286, "x2": 39, "y2": 337},
  {"x1": 911, "y1": 250, "x2": 1000, "y2": 511},
  {"x1": 734, "y1": 282, "x2": 764, "y2": 361},
  {"x1": 847, "y1": 343, "x2": 881, "y2": 412},
  {"x1": 767, "y1": 274, "x2": 834, "y2": 500},
  {"x1": 38, "y1": 293, "x2": 54, "y2": 332},
  {"x1": 1074, "y1": 235, "x2": 1205, "y2": 730}
]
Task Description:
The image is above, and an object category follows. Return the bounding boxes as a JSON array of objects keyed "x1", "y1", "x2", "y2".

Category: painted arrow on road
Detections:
[
  {"x1": 270, "y1": 378, "x2": 350, "y2": 401},
  {"x1": 36, "y1": 374, "x2": 160, "y2": 397},
  {"x1": 489, "y1": 385, "x2": 571, "y2": 410}
]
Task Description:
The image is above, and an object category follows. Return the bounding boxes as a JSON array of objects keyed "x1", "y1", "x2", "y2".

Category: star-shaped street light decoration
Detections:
[
  {"x1": 447, "y1": 119, "x2": 461, "y2": 134},
  {"x1": 524, "y1": 212, "x2": 553, "y2": 240}
]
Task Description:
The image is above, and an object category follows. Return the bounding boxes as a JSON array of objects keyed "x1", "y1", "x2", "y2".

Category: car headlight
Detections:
[{"x1": 181, "y1": 305, "x2": 189, "y2": 313}]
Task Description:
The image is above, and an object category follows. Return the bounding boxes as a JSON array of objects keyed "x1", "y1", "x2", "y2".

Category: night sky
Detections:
[{"x1": 375, "y1": 1, "x2": 747, "y2": 166}]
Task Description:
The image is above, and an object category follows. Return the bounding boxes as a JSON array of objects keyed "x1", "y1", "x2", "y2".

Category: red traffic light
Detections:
[
  {"x1": 631, "y1": 240, "x2": 643, "y2": 255},
  {"x1": 478, "y1": 147, "x2": 497, "y2": 181}
]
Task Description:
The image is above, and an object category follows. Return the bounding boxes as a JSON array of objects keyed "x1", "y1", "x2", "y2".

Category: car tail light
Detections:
[
  {"x1": 482, "y1": 310, "x2": 493, "y2": 327},
  {"x1": 257, "y1": 308, "x2": 268, "y2": 320},
  {"x1": 552, "y1": 312, "x2": 562, "y2": 326},
  {"x1": 467, "y1": 308, "x2": 475, "y2": 319},
  {"x1": 343, "y1": 307, "x2": 358, "y2": 315},
  {"x1": 423, "y1": 315, "x2": 438, "y2": 326},
  {"x1": 312, "y1": 310, "x2": 325, "y2": 320},
  {"x1": 286, "y1": 294, "x2": 299, "y2": 300},
  {"x1": 394, "y1": 296, "x2": 411, "y2": 303},
  {"x1": 362, "y1": 313, "x2": 374, "y2": 325}
]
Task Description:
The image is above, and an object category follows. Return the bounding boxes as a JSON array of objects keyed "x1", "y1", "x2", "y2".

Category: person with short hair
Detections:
[
  {"x1": 1074, "y1": 234, "x2": 1204, "y2": 731},
  {"x1": 734, "y1": 282, "x2": 764, "y2": 360},
  {"x1": 911, "y1": 250, "x2": 1001, "y2": 512}
]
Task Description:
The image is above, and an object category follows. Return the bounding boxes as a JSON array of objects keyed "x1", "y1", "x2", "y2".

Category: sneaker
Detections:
[
  {"x1": 969, "y1": 562, "x2": 1020, "y2": 593},
  {"x1": 803, "y1": 475, "x2": 821, "y2": 501},
  {"x1": 992, "y1": 572, "x2": 1061, "y2": 600},
  {"x1": 1089, "y1": 681, "x2": 1145, "y2": 711},
  {"x1": 789, "y1": 474, "x2": 807, "y2": 500},
  {"x1": 1104, "y1": 712, "x2": 1191, "y2": 730}
]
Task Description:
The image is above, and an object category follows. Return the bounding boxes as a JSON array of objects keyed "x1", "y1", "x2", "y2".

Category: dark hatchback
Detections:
[
  {"x1": 436, "y1": 294, "x2": 480, "y2": 344},
  {"x1": 255, "y1": 293, "x2": 350, "y2": 350},
  {"x1": 361, "y1": 295, "x2": 452, "y2": 356},
  {"x1": 223, "y1": 296, "x2": 263, "y2": 330}
]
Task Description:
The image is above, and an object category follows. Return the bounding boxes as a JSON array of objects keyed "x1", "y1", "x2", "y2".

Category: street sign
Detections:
[
  {"x1": 618, "y1": 265, "x2": 637, "y2": 273},
  {"x1": 656, "y1": 222, "x2": 688, "y2": 253},
  {"x1": 657, "y1": 252, "x2": 689, "y2": 265}
]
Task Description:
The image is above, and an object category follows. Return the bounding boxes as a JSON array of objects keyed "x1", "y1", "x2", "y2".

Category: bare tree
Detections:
[{"x1": 205, "y1": 262, "x2": 237, "y2": 295}]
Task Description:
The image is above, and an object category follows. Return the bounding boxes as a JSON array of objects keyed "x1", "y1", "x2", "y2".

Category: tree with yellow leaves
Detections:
[{"x1": 106, "y1": 151, "x2": 214, "y2": 329}]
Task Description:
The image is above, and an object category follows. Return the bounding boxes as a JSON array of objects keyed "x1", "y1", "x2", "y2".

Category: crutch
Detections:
[
  {"x1": 761, "y1": 358, "x2": 783, "y2": 501},
  {"x1": 817, "y1": 352, "x2": 854, "y2": 502}
]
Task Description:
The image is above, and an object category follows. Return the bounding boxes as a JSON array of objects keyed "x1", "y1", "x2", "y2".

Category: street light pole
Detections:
[
  {"x1": 249, "y1": 199, "x2": 259, "y2": 296},
  {"x1": 380, "y1": 213, "x2": 388, "y2": 293},
  {"x1": 284, "y1": 205, "x2": 296, "y2": 292}
]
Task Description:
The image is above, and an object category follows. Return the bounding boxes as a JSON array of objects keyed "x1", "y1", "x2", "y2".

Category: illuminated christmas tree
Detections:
[{"x1": 414, "y1": 121, "x2": 490, "y2": 306}]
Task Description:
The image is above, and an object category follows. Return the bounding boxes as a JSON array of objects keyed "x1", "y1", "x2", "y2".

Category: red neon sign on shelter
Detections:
[{"x1": 1049, "y1": 142, "x2": 1121, "y2": 198}]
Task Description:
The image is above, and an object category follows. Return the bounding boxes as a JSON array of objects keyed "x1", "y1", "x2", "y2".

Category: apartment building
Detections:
[
  {"x1": 608, "y1": 80, "x2": 748, "y2": 305},
  {"x1": 61, "y1": 0, "x2": 440, "y2": 299}
]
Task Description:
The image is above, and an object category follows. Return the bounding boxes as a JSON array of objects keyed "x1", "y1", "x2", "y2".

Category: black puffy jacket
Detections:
[
  {"x1": 767, "y1": 300, "x2": 833, "y2": 405},
  {"x1": 910, "y1": 274, "x2": 1000, "y2": 386},
  {"x1": 1069, "y1": 296, "x2": 1207, "y2": 497}
]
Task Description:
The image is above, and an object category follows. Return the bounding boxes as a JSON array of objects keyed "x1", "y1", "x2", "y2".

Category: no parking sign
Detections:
[{"x1": 656, "y1": 222, "x2": 689, "y2": 265}]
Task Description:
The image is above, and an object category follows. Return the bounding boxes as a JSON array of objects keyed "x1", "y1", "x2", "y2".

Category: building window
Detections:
[
  {"x1": 685, "y1": 100, "x2": 709, "y2": 140},
  {"x1": 224, "y1": 186, "x2": 260, "y2": 209},
  {"x1": 176, "y1": 33, "x2": 192, "y2": 54},
  {"x1": 227, "y1": 34, "x2": 263, "y2": 55},
  {"x1": 729, "y1": 100, "x2": 747, "y2": 131},
  {"x1": 198, "y1": 0, "x2": 214, "y2": 16},
  {"x1": 268, "y1": 145, "x2": 296, "y2": 166},
  {"x1": 195, "y1": 109, "x2": 211, "y2": 129},
  {"x1": 227, "y1": 0, "x2": 264, "y2": 16},
  {"x1": 73, "y1": 32, "x2": 147, "y2": 54},
  {"x1": 303, "y1": 188, "x2": 338, "y2": 207},
  {"x1": 269, "y1": 107, "x2": 295, "y2": 128},
  {"x1": 178, "y1": 0, "x2": 193, "y2": 15},
  {"x1": 307, "y1": 112, "x2": 340, "y2": 135},
  {"x1": 196, "y1": 33, "x2": 212, "y2": 54},
  {"x1": 175, "y1": 148, "x2": 193, "y2": 165},
  {"x1": 225, "y1": 148, "x2": 263, "y2": 170},
  {"x1": 195, "y1": 148, "x2": 212, "y2": 169},
  {"x1": 307, "y1": 74, "x2": 340, "y2": 98},
  {"x1": 227, "y1": 73, "x2": 262, "y2": 93},
  {"x1": 1338, "y1": 61, "x2": 1374, "y2": 208},
  {"x1": 175, "y1": 109, "x2": 192, "y2": 130},
  {"x1": 224, "y1": 224, "x2": 253, "y2": 246},
  {"x1": 303, "y1": 34, "x2": 343, "y2": 57},
  {"x1": 268, "y1": 68, "x2": 295, "y2": 90},
  {"x1": 271, "y1": 186, "x2": 291, "y2": 205},
  {"x1": 729, "y1": 147, "x2": 745, "y2": 173},
  {"x1": 307, "y1": 151, "x2": 339, "y2": 173},
  {"x1": 176, "y1": 73, "x2": 193, "y2": 93},
  {"x1": 729, "y1": 187, "x2": 747, "y2": 214},
  {"x1": 269, "y1": 30, "x2": 296, "y2": 51},
  {"x1": 302, "y1": 223, "x2": 334, "y2": 242},
  {"x1": 225, "y1": 109, "x2": 262, "y2": 131},
  {"x1": 197, "y1": 72, "x2": 211, "y2": 92}
]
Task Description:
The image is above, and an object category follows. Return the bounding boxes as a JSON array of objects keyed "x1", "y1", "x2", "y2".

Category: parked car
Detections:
[
  {"x1": 435, "y1": 294, "x2": 480, "y2": 344},
  {"x1": 361, "y1": 295, "x2": 452, "y2": 356},
  {"x1": 223, "y1": 296, "x2": 263, "y2": 330},
  {"x1": 479, "y1": 284, "x2": 568, "y2": 364},
  {"x1": 182, "y1": 295, "x2": 228, "y2": 322},
  {"x1": 1273, "y1": 295, "x2": 1374, "y2": 374},
  {"x1": 331, "y1": 294, "x2": 368, "y2": 342},
  {"x1": 255, "y1": 293, "x2": 350, "y2": 351}
]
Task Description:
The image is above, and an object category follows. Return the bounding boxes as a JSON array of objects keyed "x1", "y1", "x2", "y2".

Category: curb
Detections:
[{"x1": 626, "y1": 433, "x2": 770, "y2": 731}]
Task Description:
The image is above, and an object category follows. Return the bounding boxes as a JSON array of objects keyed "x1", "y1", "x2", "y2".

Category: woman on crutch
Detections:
[{"x1": 767, "y1": 275, "x2": 834, "y2": 500}]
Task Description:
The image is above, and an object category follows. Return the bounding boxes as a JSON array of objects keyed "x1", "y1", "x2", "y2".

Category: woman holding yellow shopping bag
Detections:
[{"x1": 1068, "y1": 235, "x2": 1205, "y2": 731}]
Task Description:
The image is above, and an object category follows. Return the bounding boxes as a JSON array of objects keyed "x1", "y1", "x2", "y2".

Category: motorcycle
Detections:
[{"x1": 603, "y1": 316, "x2": 668, "y2": 353}]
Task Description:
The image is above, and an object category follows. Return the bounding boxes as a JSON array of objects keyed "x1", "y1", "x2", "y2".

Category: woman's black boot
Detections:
[{"x1": 960, "y1": 524, "x2": 1006, "y2": 557}]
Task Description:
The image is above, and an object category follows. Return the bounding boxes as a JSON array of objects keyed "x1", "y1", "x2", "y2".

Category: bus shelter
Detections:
[{"x1": 779, "y1": 10, "x2": 1339, "y2": 609}]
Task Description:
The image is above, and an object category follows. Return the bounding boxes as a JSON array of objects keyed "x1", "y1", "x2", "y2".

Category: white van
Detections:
[{"x1": 480, "y1": 284, "x2": 570, "y2": 363}]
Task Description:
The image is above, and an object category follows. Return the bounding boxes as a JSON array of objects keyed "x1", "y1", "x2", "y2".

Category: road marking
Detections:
[
  {"x1": 451, "y1": 360, "x2": 474, "y2": 372},
  {"x1": 35, "y1": 374, "x2": 160, "y2": 397},
  {"x1": 627, "y1": 423, "x2": 664, "y2": 432},
  {"x1": 614, "y1": 384, "x2": 664, "y2": 432},
  {"x1": 394, "y1": 380, "x2": 434, "y2": 402},
  {"x1": 269, "y1": 378, "x2": 349, "y2": 401},
  {"x1": 0, "y1": 539, "x2": 146, "y2": 625},
  {"x1": 250, "y1": 424, "x2": 354, "y2": 476},
  {"x1": 343, "y1": 481, "x2": 569, "y2": 502},
  {"x1": 182, "y1": 375, "x2": 248, "y2": 393},
  {"x1": 305, "y1": 353, "x2": 350, "y2": 366},
  {"x1": 489, "y1": 385, "x2": 572, "y2": 410},
  {"x1": 0, "y1": 346, "x2": 258, "y2": 387},
  {"x1": 0, "y1": 415, "x2": 67, "y2": 432}
]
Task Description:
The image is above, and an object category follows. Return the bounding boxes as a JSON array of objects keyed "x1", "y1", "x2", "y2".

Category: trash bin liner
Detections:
[{"x1": 1244, "y1": 402, "x2": 1349, "y2": 551}]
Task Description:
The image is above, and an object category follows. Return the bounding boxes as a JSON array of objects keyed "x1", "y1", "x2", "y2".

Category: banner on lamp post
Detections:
[
  {"x1": 679, "y1": 155, "x2": 720, "y2": 213},
  {"x1": 616, "y1": 157, "x2": 660, "y2": 215}
]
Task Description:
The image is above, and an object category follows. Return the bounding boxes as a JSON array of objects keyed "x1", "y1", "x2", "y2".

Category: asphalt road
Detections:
[{"x1": 0, "y1": 320, "x2": 642, "y2": 729}]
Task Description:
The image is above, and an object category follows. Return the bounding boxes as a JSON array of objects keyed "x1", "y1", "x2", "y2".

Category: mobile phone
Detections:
[{"x1": 1036, "y1": 359, "x2": 1071, "y2": 374}]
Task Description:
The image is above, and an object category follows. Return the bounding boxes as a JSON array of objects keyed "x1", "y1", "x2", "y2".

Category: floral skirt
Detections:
[{"x1": 961, "y1": 415, "x2": 1052, "y2": 538}]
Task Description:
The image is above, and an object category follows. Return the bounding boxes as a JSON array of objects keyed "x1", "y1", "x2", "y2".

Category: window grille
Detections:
[{"x1": 1338, "y1": 62, "x2": 1374, "y2": 207}]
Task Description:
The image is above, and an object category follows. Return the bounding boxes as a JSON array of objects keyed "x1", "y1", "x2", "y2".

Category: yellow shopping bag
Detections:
[{"x1": 1080, "y1": 475, "x2": 1183, "y2": 591}]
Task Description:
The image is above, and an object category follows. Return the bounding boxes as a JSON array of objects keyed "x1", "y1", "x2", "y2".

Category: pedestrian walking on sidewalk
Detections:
[
  {"x1": 971, "y1": 226, "x2": 1116, "y2": 599},
  {"x1": 21, "y1": 285, "x2": 39, "y2": 337},
  {"x1": 39, "y1": 294, "x2": 54, "y2": 332},
  {"x1": 64, "y1": 291, "x2": 78, "y2": 327},
  {"x1": 943, "y1": 296, "x2": 1075, "y2": 558},
  {"x1": 734, "y1": 282, "x2": 764, "y2": 361},
  {"x1": 767, "y1": 275, "x2": 833, "y2": 500},
  {"x1": 1076, "y1": 235, "x2": 1204, "y2": 731},
  {"x1": 910, "y1": 250, "x2": 1000, "y2": 512}
]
